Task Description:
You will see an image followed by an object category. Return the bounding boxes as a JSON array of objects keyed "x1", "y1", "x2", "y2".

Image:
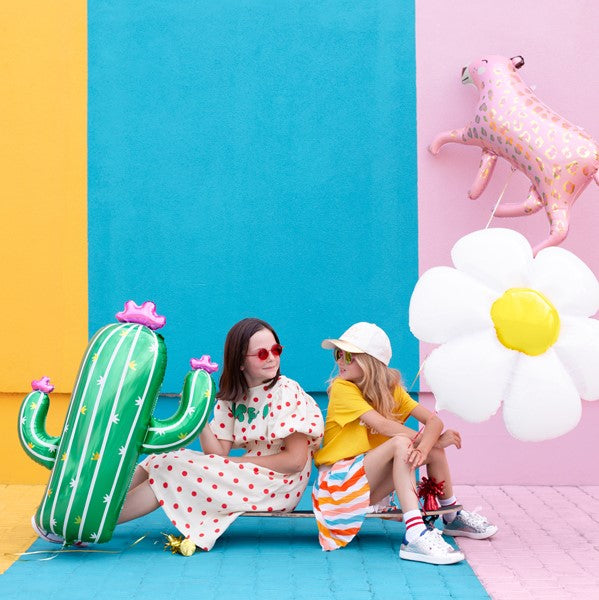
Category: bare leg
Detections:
[
  {"x1": 422, "y1": 447, "x2": 454, "y2": 500},
  {"x1": 118, "y1": 480, "x2": 160, "y2": 524},
  {"x1": 127, "y1": 464, "x2": 149, "y2": 492},
  {"x1": 363, "y1": 435, "x2": 419, "y2": 512}
]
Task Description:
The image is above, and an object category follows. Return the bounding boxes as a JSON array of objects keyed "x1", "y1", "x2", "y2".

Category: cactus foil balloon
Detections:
[{"x1": 18, "y1": 301, "x2": 217, "y2": 545}]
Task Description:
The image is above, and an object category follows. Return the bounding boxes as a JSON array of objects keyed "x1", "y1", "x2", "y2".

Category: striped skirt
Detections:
[{"x1": 312, "y1": 455, "x2": 372, "y2": 551}]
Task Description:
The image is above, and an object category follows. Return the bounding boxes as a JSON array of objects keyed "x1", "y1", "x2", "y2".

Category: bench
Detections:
[{"x1": 242, "y1": 505, "x2": 462, "y2": 528}]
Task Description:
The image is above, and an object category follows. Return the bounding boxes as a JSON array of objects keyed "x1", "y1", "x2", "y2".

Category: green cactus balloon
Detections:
[{"x1": 18, "y1": 301, "x2": 217, "y2": 545}]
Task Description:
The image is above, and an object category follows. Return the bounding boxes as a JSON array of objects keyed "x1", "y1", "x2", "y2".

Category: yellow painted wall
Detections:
[{"x1": 0, "y1": 2, "x2": 87, "y2": 482}]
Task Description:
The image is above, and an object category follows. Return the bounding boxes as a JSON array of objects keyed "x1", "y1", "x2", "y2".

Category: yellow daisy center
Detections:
[{"x1": 490, "y1": 288, "x2": 560, "y2": 356}]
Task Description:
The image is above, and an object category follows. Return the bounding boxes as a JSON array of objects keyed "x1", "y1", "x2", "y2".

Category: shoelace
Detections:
[
  {"x1": 461, "y1": 509, "x2": 489, "y2": 528},
  {"x1": 422, "y1": 529, "x2": 453, "y2": 553}
]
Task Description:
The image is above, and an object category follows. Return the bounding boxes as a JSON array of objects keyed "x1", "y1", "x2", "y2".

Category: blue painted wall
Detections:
[{"x1": 88, "y1": 0, "x2": 418, "y2": 393}]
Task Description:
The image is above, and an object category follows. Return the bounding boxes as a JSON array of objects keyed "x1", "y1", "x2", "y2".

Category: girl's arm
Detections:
[
  {"x1": 228, "y1": 432, "x2": 310, "y2": 474},
  {"x1": 408, "y1": 405, "x2": 443, "y2": 467},
  {"x1": 359, "y1": 409, "x2": 419, "y2": 440},
  {"x1": 199, "y1": 423, "x2": 234, "y2": 456}
]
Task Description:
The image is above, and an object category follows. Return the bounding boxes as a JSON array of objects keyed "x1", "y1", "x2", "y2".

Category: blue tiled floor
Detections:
[
  {"x1": 2, "y1": 507, "x2": 489, "y2": 600},
  {"x1": 3, "y1": 397, "x2": 489, "y2": 598}
]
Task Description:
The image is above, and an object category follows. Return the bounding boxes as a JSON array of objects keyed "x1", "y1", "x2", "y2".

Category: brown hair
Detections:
[
  {"x1": 216, "y1": 318, "x2": 281, "y2": 403},
  {"x1": 351, "y1": 354, "x2": 403, "y2": 419}
]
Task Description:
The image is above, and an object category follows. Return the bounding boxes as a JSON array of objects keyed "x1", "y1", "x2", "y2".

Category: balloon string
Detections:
[
  {"x1": 485, "y1": 167, "x2": 517, "y2": 229},
  {"x1": 405, "y1": 358, "x2": 426, "y2": 502},
  {"x1": 405, "y1": 360, "x2": 443, "y2": 516},
  {"x1": 9, "y1": 533, "x2": 148, "y2": 562},
  {"x1": 407, "y1": 432, "x2": 427, "y2": 515},
  {"x1": 407, "y1": 357, "x2": 427, "y2": 393}
]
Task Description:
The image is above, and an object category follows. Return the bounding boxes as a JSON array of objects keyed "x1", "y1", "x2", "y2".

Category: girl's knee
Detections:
[{"x1": 390, "y1": 435, "x2": 411, "y2": 458}]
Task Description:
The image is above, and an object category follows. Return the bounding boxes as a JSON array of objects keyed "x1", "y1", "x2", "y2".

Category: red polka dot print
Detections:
[{"x1": 139, "y1": 376, "x2": 323, "y2": 552}]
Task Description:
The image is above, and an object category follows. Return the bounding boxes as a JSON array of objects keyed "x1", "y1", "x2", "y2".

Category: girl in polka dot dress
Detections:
[{"x1": 118, "y1": 318, "x2": 324, "y2": 550}]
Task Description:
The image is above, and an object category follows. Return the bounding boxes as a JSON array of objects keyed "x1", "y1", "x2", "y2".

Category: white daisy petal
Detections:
[
  {"x1": 451, "y1": 228, "x2": 532, "y2": 293},
  {"x1": 411, "y1": 228, "x2": 597, "y2": 442},
  {"x1": 409, "y1": 266, "x2": 496, "y2": 344},
  {"x1": 502, "y1": 351, "x2": 581, "y2": 441},
  {"x1": 530, "y1": 247, "x2": 599, "y2": 317},
  {"x1": 554, "y1": 316, "x2": 599, "y2": 400},
  {"x1": 423, "y1": 330, "x2": 516, "y2": 422}
]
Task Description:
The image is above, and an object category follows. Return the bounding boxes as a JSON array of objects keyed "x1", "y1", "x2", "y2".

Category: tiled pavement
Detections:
[
  {"x1": 0, "y1": 485, "x2": 41, "y2": 575},
  {"x1": 453, "y1": 485, "x2": 599, "y2": 599},
  {"x1": 2, "y1": 485, "x2": 599, "y2": 599}
]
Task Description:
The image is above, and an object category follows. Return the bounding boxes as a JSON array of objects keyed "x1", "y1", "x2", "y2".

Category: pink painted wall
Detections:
[{"x1": 416, "y1": 1, "x2": 599, "y2": 484}]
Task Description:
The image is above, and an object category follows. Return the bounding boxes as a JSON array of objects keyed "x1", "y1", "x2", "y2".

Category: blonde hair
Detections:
[{"x1": 350, "y1": 354, "x2": 403, "y2": 419}]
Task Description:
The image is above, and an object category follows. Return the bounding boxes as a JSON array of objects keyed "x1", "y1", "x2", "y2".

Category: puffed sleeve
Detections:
[
  {"x1": 209, "y1": 399, "x2": 235, "y2": 442},
  {"x1": 267, "y1": 378, "x2": 324, "y2": 449}
]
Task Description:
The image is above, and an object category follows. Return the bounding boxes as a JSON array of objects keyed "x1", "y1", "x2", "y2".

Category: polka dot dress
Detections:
[{"x1": 142, "y1": 376, "x2": 324, "y2": 550}]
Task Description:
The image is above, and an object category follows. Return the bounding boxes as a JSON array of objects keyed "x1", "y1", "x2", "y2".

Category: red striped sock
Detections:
[{"x1": 404, "y1": 509, "x2": 426, "y2": 543}]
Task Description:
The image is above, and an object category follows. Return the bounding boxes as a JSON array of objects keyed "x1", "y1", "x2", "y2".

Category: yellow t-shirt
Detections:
[{"x1": 313, "y1": 378, "x2": 418, "y2": 467}]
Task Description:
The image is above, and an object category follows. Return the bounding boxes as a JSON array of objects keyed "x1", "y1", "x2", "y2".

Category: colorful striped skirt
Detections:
[{"x1": 312, "y1": 455, "x2": 372, "y2": 551}]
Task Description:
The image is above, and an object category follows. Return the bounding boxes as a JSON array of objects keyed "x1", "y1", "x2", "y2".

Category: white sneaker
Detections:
[
  {"x1": 443, "y1": 509, "x2": 498, "y2": 540},
  {"x1": 399, "y1": 528, "x2": 465, "y2": 565}
]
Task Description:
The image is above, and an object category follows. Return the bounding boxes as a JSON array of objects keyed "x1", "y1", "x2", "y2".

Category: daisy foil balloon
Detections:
[{"x1": 409, "y1": 228, "x2": 599, "y2": 441}]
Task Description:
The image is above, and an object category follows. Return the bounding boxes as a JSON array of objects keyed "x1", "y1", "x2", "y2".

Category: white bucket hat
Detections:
[{"x1": 321, "y1": 322, "x2": 392, "y2": 366}]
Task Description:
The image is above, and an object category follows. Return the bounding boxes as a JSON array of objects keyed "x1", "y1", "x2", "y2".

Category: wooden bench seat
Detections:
[{"x1": 242, "y1": 505, "x2": 462, "y2": 525}]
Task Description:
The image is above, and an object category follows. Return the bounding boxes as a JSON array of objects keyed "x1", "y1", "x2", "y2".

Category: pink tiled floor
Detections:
[{"x1": 454, "y1": 485, "x2": 599, "y2": 599}]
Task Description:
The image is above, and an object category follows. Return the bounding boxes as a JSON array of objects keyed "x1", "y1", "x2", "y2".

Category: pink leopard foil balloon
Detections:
[{"x1": 430, "y1": 55, "x2": 599, "y2": 254}]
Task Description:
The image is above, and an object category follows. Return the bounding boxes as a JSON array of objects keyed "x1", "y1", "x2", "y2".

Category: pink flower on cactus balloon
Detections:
[
  {"x1": 190, "y1": 355, "x2": 219, "y2": 374},
  {"x1": 430, "y1": 55, "x2": 599, "y2": 254},
  {"x1": 116, "y1": 300, "x2": 166, "y2": 330},
  {"x1": 31, "y1": 377, "x2": 54, "y2": 393}
]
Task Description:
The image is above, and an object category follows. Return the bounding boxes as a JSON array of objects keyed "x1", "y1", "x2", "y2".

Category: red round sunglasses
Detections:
[{"x1": 246, "y1": 344, "x2": 283, "y2": 361}]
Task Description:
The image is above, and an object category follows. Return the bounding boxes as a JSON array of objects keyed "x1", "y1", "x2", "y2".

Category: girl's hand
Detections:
[
  {"x1": 406, "y1": 446, "x2": 428, "y2": 469},
  {"x1": 436, "y1": 429, "x2": 462, "y2": 450}
]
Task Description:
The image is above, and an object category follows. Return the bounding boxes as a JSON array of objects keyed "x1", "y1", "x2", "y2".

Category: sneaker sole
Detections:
[
  {"x1": 443, "y1": 526, "x2": 498, "y2": 540},
  {"x1": 399, "y1": 548, "x2": 465, "y2": 565}
]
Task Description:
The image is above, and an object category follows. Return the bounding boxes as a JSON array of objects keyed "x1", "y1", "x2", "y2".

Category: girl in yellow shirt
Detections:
[{"x1": 312, "y1": 322, "x2": 497, "y2": 564}]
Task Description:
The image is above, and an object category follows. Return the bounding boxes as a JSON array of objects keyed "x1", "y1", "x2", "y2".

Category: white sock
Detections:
[
  {"x1": 403, "y1": 509, "x2": 427, "y2": 543},
  {"x1": 440, "y1": 495, "x2": 458, "y2": 523}
]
